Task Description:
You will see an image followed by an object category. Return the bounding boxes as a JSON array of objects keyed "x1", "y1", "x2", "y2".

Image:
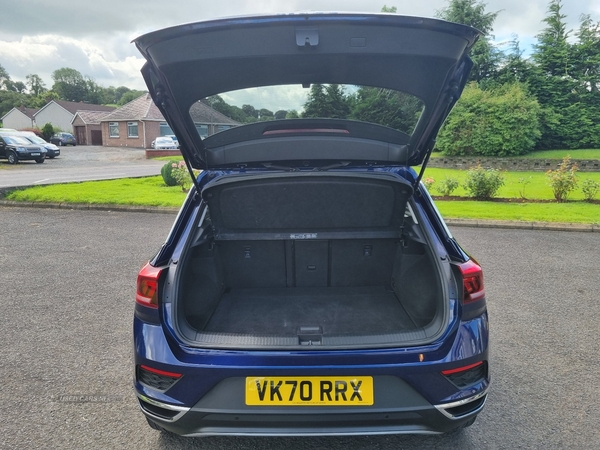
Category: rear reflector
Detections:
[
  {"x1": 441, "y1": 361, "x2": 484, "y2": 376},
  {"x1": 457, "y1": 259, "x2": 484, "y2": 304},
  {"x1": 137, "y1": 365, "x2": 182, "y2": 392},
  {"x1": 442, "y1": 361, "x2": 487, "y2": 388},
  {"x1": 136, "y1": 262, "x2": 162, "y2": 308},
  {"x1": 140, "y1": 365, "x2": 182, "y2": 379}
]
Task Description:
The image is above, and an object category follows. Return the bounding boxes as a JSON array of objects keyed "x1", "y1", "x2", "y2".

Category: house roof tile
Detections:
[
  {"x1": 17, "y1": 106, "x2": 38, "y2": 119},
  {"x1": 100, "y1": 93, "x2": 164, "y2": 122},
  {"x1": 100, "y1": 93, "x2": 240, "y2": 126},
  {"x1": 72, "y1": 110, "x2": 111, "y2": 125},
  {"x1": 190, "y1": 101, "x2": 239, "y2": 125}
]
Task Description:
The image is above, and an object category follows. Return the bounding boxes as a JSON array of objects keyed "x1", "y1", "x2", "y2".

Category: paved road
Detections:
[
  {"x1": 0, "y1": 146, "x2": 165, "y2": 188},
  {"x1": 1, "y1": 207, "x2": 599, "y2": 449}
]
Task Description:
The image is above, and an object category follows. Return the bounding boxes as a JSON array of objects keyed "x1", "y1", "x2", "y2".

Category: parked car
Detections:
[
  {"x1": 0, "y1": 134, "x2": 46, "y2": 163},
  {"x1": 151, "y1": 136, "x2": 177, "y2": 149},
  {"x1": 19, "y1": 132, "x2": 60, "y2": 158},
  {"x1": 165, "y1": 135, "x2": 180, "y2": 148},
  {"x1": 133, "y1": 13, "x2": 489, "y2": 437},
  {"x1": 49, "y1": 132, "x2": 76, "y2": 146}
]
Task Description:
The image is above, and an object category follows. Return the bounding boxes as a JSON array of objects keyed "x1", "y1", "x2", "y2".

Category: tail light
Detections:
[
  {"x1": 136, "y1": 262, "x2": 162, "y2": 308},
  {"x1": 454, "y1": 258, "x2": 486, "y2": 321},
  {"x1": 458, "y1": 259, "x2": 484, "y2": 304}
]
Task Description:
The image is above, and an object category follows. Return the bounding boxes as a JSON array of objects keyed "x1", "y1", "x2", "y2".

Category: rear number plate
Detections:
[{"x1": 245, "y1": 376, "x2": 373, "y2": 406}]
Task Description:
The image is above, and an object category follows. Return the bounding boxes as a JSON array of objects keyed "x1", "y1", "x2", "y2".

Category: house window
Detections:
[
  {"x1": 159, "y1": 123, "x2": 173, "y2": 136},
  {"x1": 195, "y1": 124, "x2": 208, "y2": 139},
  {"x1": 127, "y1": 122, "x2": 138, "y2": 138},
  {"x1": 217, "y1": 125, "x2": 231, "y2": 132},
  {"x1": 109, "y1": 122, "x2": 119, "y2": 138}
]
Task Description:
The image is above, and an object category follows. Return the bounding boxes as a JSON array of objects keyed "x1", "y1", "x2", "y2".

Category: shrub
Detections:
[
  {"x1": 463, "y1": 165, "x2": 505, "y2": 199},
  {"x1": 160, "y1": 160, "x2": 179, "y2": 187},
  {"x1": 436, "y1": 177, "x2": 460, "y2": 197},
  {"x1": 546, "y1": 156, "x2": 578, "y2": 202},
  {"x1": 581, "y1": 179, "x2": 600, "y2": 202},
  {"x1": 20, "y1": 127, "x2": 43, "y2": 138},
  {"x1": 517, "y1": 177, "x2": 532, "y2": 199},
  {"x1": 423, "y1": 177, "x2": 435, "y2": 190},
  {"x1": 41, "y1": 123, "x2": 55, "y2": 141},
  {"x1": 436, "y1": 82, "x2": 541, "y2": 157},
  {"x1": 171, "y1": 160, "x2": 193, "y2": 191}
]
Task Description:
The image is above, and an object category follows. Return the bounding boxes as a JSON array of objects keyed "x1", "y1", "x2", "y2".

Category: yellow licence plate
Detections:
[{"x1": 245, "y1": 376, "x2": 374, "y2": 406}]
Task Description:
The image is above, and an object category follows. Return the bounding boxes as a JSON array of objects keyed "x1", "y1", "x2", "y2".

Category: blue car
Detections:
[
  {"x1": 133, "y1": 13, "x2": 489, "y2": 437},
  {"x1": 49, "y1": 132, "x2": 76, "y2": 146}
]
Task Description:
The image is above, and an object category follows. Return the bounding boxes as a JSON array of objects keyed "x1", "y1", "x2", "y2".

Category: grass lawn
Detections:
[
  {"x1": 3, "y1": 171, "x2": 599, "y2": 224},
  {"x1": 424, "y1": 168, "x2": 600, "y2": 201},
  {"x1": 5, "y1": 176, "x2": 187, "y2": 208},
  {"x1": 436, "y1": 201, "x2": 599, "y2": 224},
  {"x1": 152, "y1": 155, "x2": 184, "y2": 161},
  {"x1": 431, "y1": 149, "x2": 600, "y2": 160}
]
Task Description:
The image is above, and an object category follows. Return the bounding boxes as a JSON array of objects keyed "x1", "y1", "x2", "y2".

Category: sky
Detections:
[{"x1": 1, "y1": 0, "x2": 599, "y2": 95}]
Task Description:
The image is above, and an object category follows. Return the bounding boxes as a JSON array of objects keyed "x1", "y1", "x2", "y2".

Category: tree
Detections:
[
  {"x1": 302, "y1": 84, "x2": 327, "y2": 118},
  {"x1": 4, "y1": 80, "x2": 27, "y2": 93},
  {"x1": 381, "y1": 5, "x2": 397, "y2": 13},
  {"x1": 0, "y1": 90, "x2": 29, "y2": 118},
  {"x1": 205, "y1": 95, "x2": 254, "y2": 123},
  {"x1": 349, "y1": 87, "x2": 422, "y2": 134},
  {"x1": 571, "y1": 14, "x2": 600, "y2": 94},
  {"x1": 274, "y1": 110, "x2": 288, "y2": 120},
  {"x1": 258, "y1": 108, "x2": 274, "y2": 120},
  {"x1": 494, "y1": 36, "x2": 531, "y2": 85},
  {"x1": 25, "y1": 74, "x2": 46, "y2": 96},
  {"x1": 117, "y1": 90, "x2": 145, "y2": 106},
  {"x1": 302, "y1": 84, "x2": 350, "y2": 119},
  {"x1": 435, "y1": 0, "x2": 501, "y2": 84},
  {"x1": 526, "y1": 0, "x2": 581, "y2": 148},
  {"x1": 52, "y1": 67, "x2": 87, "y2": 102},
  {"x1": 242, "y1": 104, "x2": 258, "y2": 119},
  {"x1": 0, "y1": 64, "x2": 11, "y2": 90},
  {"x1": 436, "y1": 82, "x2": 542, "y2": 156},
  {"x1": 569, "y1": 15, "x2": 600, "y2": 147},
  {"x1": 532, "y1": 0, "x2": 571, "y2": 78},
  {"x1": 84, "y1": 76, "x2": 104, "y2": 104}
]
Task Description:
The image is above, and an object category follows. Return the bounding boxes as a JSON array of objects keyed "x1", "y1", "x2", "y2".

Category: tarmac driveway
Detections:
[
  {"x1": 1, "y1": 207, "x2": 599, "y2": 448},
  {"x1": 0, "y1": 146, "x2": 165, "y2": 189}
]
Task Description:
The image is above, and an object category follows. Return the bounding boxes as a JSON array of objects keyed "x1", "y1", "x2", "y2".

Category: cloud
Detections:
[
  {"x1": 0, "y1": 34, "x2": 146, "y2": 90},
  {"x1": 0, "y1": 0, "x2": 598, "y2": 92}
]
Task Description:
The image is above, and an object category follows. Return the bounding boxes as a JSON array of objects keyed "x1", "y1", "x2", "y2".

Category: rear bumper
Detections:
[
  {"x1": 138, "y1": 385, "x2": 487, "y2": 436},
  {"x1": 16, "y1": 151, "x2": 46, "y2": 160},
  {"x1": 133, "y1": 312, "x2": 489, "y2": 436}
]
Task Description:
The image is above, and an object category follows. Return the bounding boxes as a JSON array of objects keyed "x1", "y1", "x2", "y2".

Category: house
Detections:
[
  {"x1": 100, "y1": 93, "x2": 239, "y2": 149},
  {"x1": 72, "y1": 111, "x2": 110, "y2": 145},
  {"x1": 34, "y1": 100, "x2": 114, "y2": 134},
  {"x1": 1, "y1": 106, "x2": 37, "y2": 129},
  {"x1": 189, "y1": 100, "x2": 240, "y2": 138}
]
